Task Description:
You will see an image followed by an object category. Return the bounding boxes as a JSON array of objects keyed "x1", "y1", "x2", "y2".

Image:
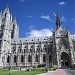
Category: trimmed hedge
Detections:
[{"x1": 31, "y1": 67, "x2": 56, "y2": 72}]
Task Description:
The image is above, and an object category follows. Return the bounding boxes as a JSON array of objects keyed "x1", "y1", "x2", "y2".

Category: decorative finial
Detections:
[
  {"x1": 56, "y1": 11, "x2": 62, "y2": 29},
  {"x1": 6, "y1": 2, "x2": 9, "y2": 9},
  {"x1": 3, "y1": 2, "x2": 10, "y2": 16},
  {"x1": 56, "y1": 11, "x2": 60, "y2": 18},
  {"x1": 14, "y1": 16, "x2": 16, "y2": 21}
]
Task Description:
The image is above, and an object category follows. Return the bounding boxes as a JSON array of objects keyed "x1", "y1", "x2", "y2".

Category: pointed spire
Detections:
[
  {"x1": 6, "y1": 2, "x2": 9, "y2": 12},
  {"x1": 6, "y1": 2, "x2": 9, "y2": 9},
  {"x1": 13, "y1": 16, "x2": 17, "y2": 24},
  {"x1": 3, "y1": 2, "x2": 10, "y2": 16},
  {"x1": 56, "y1": 12, "x2": 62, "y2": 29}
]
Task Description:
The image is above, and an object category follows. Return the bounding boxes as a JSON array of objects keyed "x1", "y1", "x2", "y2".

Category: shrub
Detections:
[{"x1": 32, "y1": 67, "x2": 56, "y2": 72}]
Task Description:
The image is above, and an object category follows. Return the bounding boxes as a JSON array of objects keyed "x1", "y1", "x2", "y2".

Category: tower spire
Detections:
[
  {"x1": 5, "y1": 2, "x2": 9, "y2": 12},
  {"x1": 6, "y1": 2, "x2": 9, "y2": 9},
  {"x1": 56, "y1": 12, "x2": 62, "y2": 29},
  {"x1": 3, "y1": 2, "x2": 10, "y2": 16},
  {"x1": 13, "y1": 16, "x2": 17, "y2": 24}
]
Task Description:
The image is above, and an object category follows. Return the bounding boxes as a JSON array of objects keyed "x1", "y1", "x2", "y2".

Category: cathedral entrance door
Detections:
[
  {"x1": 61, "y1": 60, "x2": 69, "y2": 67},
  {"x1": 60, "y1": 52, "x2": 71, "y2": 67}
]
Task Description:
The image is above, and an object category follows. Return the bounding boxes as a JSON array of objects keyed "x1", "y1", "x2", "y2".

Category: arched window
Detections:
[
  {"x1": 7, "y1": 55, "x2": 10, "y2": 63},
  {"x1": 43, "y1": 54, "x2": 46, "y2": 62},
  {"x1": 28, "y1": 55, "x2": 32, "y2": 62},
  {"x1": 30, "y1": 49, "x2": 32, "y2": 53},
  {"x1": 43, "y1": 45, "x2": 47, "y2": 52},
  {"x1": 18, "y1": 46, "x2": 22, "y2": 52},
  {"x1": 24, "y1": 49, "x2": 26, "y2": 53},
  {"x1": 21, "y1": 55, "x2": 24, "y2": 62},
  {"x1": 59, "y1": 39, "x2": 68, "y2": 49},
  {"x1": 12, "y1": 46, "x2": 16, "y2": 53},
  {"x1": 36, "y1": 45, "x2": 40, "y2": 52},
  {"x1": 35, "y1": 54, "x2": 38, "y2": 62},
  {"x1": 14, "y1": 55, "x2": 17, "y2": 63}
]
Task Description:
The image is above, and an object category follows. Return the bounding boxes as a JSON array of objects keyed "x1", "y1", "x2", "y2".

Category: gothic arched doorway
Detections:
[{"x1": 60, "y1": 52, "x2": 71, "y2": 67}]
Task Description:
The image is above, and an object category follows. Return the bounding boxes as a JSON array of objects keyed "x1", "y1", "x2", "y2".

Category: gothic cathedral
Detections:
[{"x1": 0, "y1": 5, "x2": 75, "y2": 68}]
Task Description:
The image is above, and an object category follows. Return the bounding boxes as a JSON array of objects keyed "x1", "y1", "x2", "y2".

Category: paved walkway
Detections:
[
  {"x1": 52, "y1": 69, "x2": 67, "y2": 75},
  {"x1": 36, "y1": 69, "x2": 67, "y2": 75}
]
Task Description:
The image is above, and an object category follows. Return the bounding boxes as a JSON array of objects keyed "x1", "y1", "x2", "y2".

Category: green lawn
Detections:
[
  {"x1": 0, "y1": 70, "x2": 45, "y2": 75},
  {"x1": 0, "y1": 67, "x2": 56, "y2": 75}
]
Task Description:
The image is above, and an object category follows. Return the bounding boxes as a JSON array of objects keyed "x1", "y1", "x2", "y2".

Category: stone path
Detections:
[
  {"x1": 52, "y1": 69, "x2": 67, "y2": 75},
  {"x1": 36, "y1": 69, "x2": 67, "y2": 75}
]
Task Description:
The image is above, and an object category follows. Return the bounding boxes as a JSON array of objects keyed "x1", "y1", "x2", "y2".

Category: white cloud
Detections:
[
  {"x1": 27, "y1": 15, "x2": 33, "y2": 18},
  {"x1": 40, "y1": 15, "x2": 54, "y2": 22},
  {"x1": 59, "y1": 1, "x2": 65, "y2": 5},
  {"x1": 26, "y1": 29, "x2": 52, "y2": 37},
  {"x1": 71, "y1": 35, "x2": 75, "y2": 40},
  {"x1": 53, "y1": 12, "x2": 56, "y2": 17},
  {"x1": 61, "y1": 16, "x2": 66, "y2": 22}
]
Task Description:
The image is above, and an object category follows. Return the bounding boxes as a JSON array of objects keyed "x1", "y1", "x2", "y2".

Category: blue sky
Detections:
[{"x1": 0, "y1": 0, "x2": 74, "y2": 38}]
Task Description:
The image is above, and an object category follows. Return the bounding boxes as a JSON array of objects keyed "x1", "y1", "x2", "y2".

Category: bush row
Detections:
[{"x1": 26, "y1": 67, "x2": 56, "y2": 72}]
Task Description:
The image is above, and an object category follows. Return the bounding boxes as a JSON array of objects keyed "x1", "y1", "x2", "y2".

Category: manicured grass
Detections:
[
  {"x1": 0, "y1": 67, "x2": 56, "y2": 75},
  {"x1": 0, "y1": 70, "x2": 45, "y2": 75}
]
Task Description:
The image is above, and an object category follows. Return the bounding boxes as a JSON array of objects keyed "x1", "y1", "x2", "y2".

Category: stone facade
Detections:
[{"x1": 0, "y1": 6, "x2": 75, "y2": 68}]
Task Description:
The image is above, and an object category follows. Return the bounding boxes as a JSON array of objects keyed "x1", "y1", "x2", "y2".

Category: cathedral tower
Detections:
[
  {"x1": 0, "y1": 5, "x2": 12, "y2": 67},
  {"x1": 11, "y1": 17, "x2": 19, "y2": 39},
  {"x1": 52, "y1": 13, "x2": 75, "y2": 68}
]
